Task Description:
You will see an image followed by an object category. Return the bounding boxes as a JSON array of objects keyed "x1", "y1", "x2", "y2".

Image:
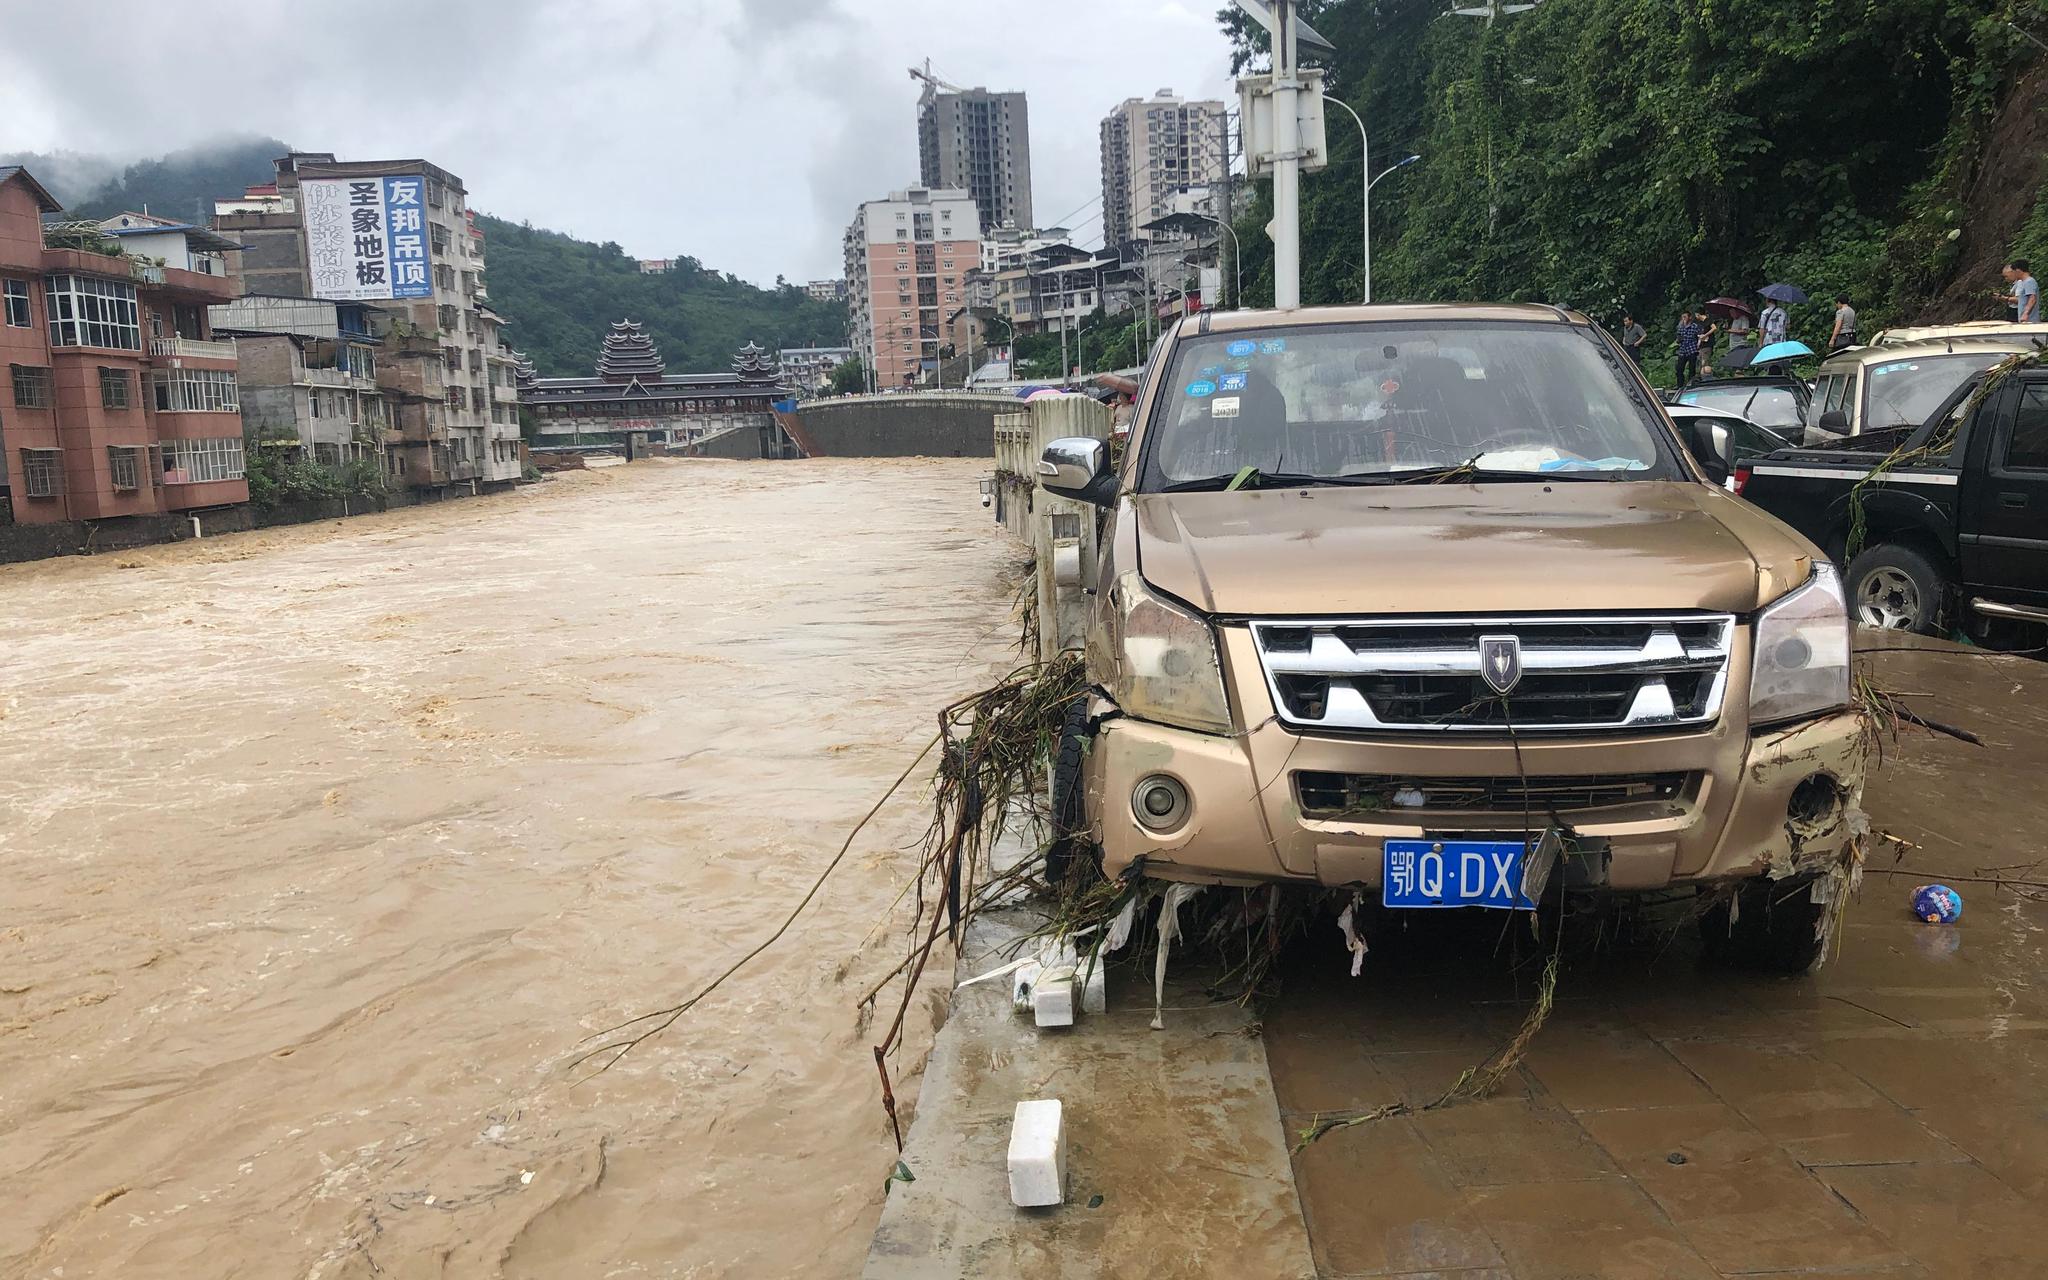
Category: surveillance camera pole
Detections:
[{"x1": 1270, "y1": 4, "x2": 1302, "y2": 307}]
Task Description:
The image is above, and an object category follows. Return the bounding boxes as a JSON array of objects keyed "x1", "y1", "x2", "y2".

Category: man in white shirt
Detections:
[{"x1": 1760, "y1": 301, "x2": 1789, "y2": 347}]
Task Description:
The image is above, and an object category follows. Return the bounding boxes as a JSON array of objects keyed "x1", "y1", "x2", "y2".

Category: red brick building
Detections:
[{"x1": 0, "y1": 166, "x2": 248, "y2": 526}]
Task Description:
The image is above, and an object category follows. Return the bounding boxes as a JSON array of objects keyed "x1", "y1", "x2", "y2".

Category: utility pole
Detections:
[
  {"x1": 1235, "y1": 0, "x2": 1334, "y2": 311},
  {"x1": 1215, "y1": 105, "x2": 1235, "y2": 310}
]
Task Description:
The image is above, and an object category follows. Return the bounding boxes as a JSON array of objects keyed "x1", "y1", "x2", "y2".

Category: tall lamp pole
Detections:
[{"x1": 1323, "y1": 94, "x2": 1419, "y2": 305}]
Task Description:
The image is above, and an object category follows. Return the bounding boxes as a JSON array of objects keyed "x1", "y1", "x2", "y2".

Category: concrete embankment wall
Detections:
[
  {"x1": 687, "y1": 424, "x2": 769, "y2": 459},
  {"x1": 786, "y1": 394, "x2": 1011, "y2": 457},
  {"x1": 0, "y1": 483, "x2": 509, "y2": 565}
]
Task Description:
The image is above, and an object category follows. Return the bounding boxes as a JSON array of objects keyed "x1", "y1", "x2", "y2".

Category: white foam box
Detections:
[
  {"x1": 1007, "y1": 1099, "x2": 1067, "y2": 1207},
  {"x1": 1031, "y1": 972, "x2": 1076, "y2": 1028}
]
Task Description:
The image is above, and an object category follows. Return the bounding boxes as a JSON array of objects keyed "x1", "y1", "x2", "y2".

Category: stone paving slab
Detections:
[{"x1": 864, "y1": 907, "x2": 1315, "y2": 1280}]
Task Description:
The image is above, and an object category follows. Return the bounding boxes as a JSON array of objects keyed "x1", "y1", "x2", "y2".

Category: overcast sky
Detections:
[{"x1": 0, "y1": 0, "x2": 1238, "y2": 285}]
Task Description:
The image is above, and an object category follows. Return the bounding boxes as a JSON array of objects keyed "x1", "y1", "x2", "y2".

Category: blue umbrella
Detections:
[
  {"x1": 1758, "y1": 283, "x2": 1808, "y2": 304},
  {"x1": 1752, "y1": 340, "x2": 1815, "y2": 364}
]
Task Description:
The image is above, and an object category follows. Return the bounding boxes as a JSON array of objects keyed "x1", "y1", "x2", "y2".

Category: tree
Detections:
[{"x1": 827, "y1": 357, "x2": 867, "y2": 395}]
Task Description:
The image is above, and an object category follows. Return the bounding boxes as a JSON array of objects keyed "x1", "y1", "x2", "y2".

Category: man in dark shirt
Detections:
[
  {"x1": 1620, "y1": 313, "x2": 1646, "y2": 366},
  {"x1": 1675, "y1": 311, "x2": 1703, "y2": 387}
]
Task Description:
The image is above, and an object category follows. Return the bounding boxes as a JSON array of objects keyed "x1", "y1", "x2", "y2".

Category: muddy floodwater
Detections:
[{"x1": 0, "y1": 460, "x2": 1019, "y2": 1278}]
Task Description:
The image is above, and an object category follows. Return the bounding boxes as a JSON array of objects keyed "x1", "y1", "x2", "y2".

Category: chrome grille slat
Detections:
[{"x1": 1252, "y1": 614, "x2": 1735, "y2": 733}]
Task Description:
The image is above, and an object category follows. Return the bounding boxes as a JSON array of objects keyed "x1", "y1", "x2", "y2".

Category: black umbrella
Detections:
[
  {"x1": 1758, "y1": 283, "x2": 1808, "y2": 304},
  {"x1": 1718, "y1": 345, "x2": 1760, "y2": 370}
]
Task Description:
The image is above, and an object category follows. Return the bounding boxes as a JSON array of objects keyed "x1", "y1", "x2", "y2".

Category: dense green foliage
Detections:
[
  {"x1": 244, "y1": 450, "x2": 385, "y2": 511},
  {"x1": 827, "y1": 357, "x2": 868, "y2": 394},
  {"x1": 3, "y1": 139, "x2": 845, "y2": 378},
  {"x1": 475, "y1": 217, "x2": 846, "y2": 377},
  {"x1": 1219, "y1": 0, "x2": 2045, "y2": 351}
]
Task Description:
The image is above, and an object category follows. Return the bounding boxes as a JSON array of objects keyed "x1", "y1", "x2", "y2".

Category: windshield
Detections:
[
  {"x1": 1862, "y1": 352, "x2": 2011, "y2": 432},
  {"x1": 1675, "y1": 384, "x2": 1803, "y2": 429},
  {"x1": 1137, "y1": 322, "x2": 1675, "y2": 489}
]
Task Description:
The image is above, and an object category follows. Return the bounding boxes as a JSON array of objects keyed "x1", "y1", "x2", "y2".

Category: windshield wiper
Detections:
[
  {"x1": 1371, "y1": 464, "x2": 1580, "y2": 484},
  {"x1": 1159, "y1": 469, "x2": 1376, "y2": 492}
]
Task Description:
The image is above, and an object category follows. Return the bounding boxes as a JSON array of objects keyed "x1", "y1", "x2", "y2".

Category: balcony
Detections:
[{"x1": 152, "y1": 336, "x2": 237, "y2": 361}]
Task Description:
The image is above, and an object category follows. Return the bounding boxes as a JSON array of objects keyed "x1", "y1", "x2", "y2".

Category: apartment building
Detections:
[
  {"x1": 804, "y1": 279, "x2": 844, "y2": 304},
  {"x1": 210, "y1": 294, "x2": 388, "y2": 471},
  {"x1": 1099, "y1": 90, "x2": 1228, "y2": 249},
  {"x1": 843, "y1": 186, "x2": 981, "y2": 390},
  {"x1": 918, "y1": 85, "x2": 1033, "y2": 231},
  {"x1": 214, "y1": 152, "x2": 521, "y2": 492},
  {"x1": 777, "y1": 346, "x2": 856, "y2": 394},
  {"x1": 0, "y1": 166, "x2": 249, "y2": 526}
]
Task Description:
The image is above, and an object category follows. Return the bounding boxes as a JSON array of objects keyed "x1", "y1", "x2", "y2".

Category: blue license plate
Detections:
[{"x1": 1382, "y1": 839, "x2": 1536, "y2": 910}]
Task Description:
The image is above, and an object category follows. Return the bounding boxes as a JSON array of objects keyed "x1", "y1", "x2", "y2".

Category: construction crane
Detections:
[{"x1": 908, "y1": 59, "x2": 967, "y2": 98}]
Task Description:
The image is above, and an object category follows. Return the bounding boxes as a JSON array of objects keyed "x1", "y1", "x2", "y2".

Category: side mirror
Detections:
[
  {"x1": 1680, "y1": 418, "x2": 1733, "y2": 484},
  {"x1": 1816, "y1": 408, "x2": 1850, "y2": 437},
  {"x1": 1038, "y1": 437, "x2": 1116, "y2": 507}
]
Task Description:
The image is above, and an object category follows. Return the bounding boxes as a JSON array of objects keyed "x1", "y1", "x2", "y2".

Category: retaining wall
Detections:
[{"x1": 786, "y1": 393, "x2": 1013, "y2": 457}]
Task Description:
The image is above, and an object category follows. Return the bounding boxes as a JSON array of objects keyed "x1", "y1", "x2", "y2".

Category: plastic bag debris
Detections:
[
  {"x1": 1335, "y1": 893, "x2": 1368, "y2": 977},
  {"x1": 1151, "y1": 883, "x2": 1202, "y2": 1030}
]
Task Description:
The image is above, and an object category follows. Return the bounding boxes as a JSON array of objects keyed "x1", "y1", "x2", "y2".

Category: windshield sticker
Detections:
[
  {"x1": 1229, "y1": 357, "x2": 1253, "y2": 372},
  {"x1": 1225, "y1": 339, "x2": 1257, "y2": 357},
  {"x1": 1185, "y1": 380, "x2": 1216, "y2": 397},
  {"x1": 1211, "y1": 396, "x2": 1240, "y2": 419},
  {"x1": 1198, "y1": 365, "x2": 1222, "y2": 378},
  {"x1": 1873, "y1": 363, "x2": 1918, "y2": 376},
  {"x1": 1259, "y1": 338, "x2": 1288, "y2": 354},
  {"x1": 1379, "y1": 378, "x2": 1401, "y2": 396},
  {"x1": 1219, "y1": 372, "x2": 1248, "y2": 392}
]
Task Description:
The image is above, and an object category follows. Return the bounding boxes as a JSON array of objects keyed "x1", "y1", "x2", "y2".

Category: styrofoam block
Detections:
[
  {"x1": 1079, "y1": 957, "x2": 1107, "y2": 1015},
  {"x1": 1032, "y1": 974, "x2": 1075, "y2": 1028},
  {"x1": 1007, "y1": 1099, "x2": 1066, "y2": 1207}
]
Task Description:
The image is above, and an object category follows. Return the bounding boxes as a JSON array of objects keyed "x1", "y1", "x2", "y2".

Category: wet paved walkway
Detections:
[{"x1": 1267, "y1": 637, "x2": 2048, "y2": 1278}]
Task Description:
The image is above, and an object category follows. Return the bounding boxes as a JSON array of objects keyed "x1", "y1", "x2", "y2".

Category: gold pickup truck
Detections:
[{"x1": 1040, "y1": 304, "x2": 1865, "y2": 972}]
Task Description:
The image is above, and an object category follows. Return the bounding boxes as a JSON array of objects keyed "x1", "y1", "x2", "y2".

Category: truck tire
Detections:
[
  {"x1": 1846, "y1": 544, "x2": 1946, "y2": 634},
  {"x1": 1699, "y1": 876, "x2": 1827, "y2": 974},
  {"x1": 1044, "y1": 697, "x2": 1096, "y2": 889}
]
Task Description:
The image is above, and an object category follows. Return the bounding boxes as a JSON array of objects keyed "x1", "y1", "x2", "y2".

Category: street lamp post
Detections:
[{"x1": 1323, "y1": 94, "x2": 1421, "y2": 305}]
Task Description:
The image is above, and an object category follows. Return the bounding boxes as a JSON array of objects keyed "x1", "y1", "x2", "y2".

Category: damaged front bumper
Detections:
[{"x1": 1081, "y1": 698, "x2": 1869, "y2": 894}]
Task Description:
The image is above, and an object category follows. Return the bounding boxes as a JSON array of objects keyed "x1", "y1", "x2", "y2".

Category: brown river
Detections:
[{"x1": 0, "y1": 459, "x2": 1019, "y2": 1278}]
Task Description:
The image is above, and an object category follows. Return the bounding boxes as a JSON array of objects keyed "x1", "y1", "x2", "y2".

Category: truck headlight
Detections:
[
  {"x1": 1113, "y1": 571, "x2": 1232, "y2": 734},
  {"x1": 1750, "y1": 562, "x2": 1852, "y2": 725}
]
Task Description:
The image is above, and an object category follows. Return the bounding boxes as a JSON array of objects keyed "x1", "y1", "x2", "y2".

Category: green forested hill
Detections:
[
  {"x1": 1219, "y1": 0, "x2": 2048, "y2": 344},
  {"x1": 476, "y1": 217, "x2": 846, "y2": 377},
  {"x1": 1, "y1": 140, "x2": 844, "y2": 378}
]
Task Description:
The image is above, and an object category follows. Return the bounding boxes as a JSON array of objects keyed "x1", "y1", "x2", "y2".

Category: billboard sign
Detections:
[{"x1": 303, "y1": 176, "x2": 433, "y2": 301}]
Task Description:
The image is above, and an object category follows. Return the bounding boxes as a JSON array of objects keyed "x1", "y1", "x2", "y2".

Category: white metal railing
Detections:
[{"x1": 152, "y1": 335, "x2": 236, "y2": 360}]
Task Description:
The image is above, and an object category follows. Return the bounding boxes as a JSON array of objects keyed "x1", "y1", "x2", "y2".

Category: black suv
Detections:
[{"x1": 1733, "y1": 366, "x2": 2048, "y2": 636}]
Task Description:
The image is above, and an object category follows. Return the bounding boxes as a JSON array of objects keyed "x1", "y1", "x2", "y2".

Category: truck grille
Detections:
[
  {"x1": 1295, "y1": 770, "x2": 1692, "y2": 817},
  {"x1": 1251, "y1": 615, "x2": 1734, "y2": 733}
]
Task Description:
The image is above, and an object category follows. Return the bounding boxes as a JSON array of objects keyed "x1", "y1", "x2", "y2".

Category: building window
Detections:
[
  {"x1": 12, "y1": 364, "x2": 52, "y2": 408},
  {"x1": 150, "y1": 368, "x2": 240, "y2": 413},
  {"x1": 20, "y1": 448, "x2": 61, "y2": 498},
  {"x1": 161, "y1": 437, "x2": 245, "y2": 483},
  {"x1": 2, "y1": 279, "x2": 29, "y2": 328},
  {"x1": 348, "y1": 346, "x2": 376, "y2": 379},
  {"x1": 44, "y1": 274, "x2": 141, "y2": 350},
  {"x1": 99, "y1": 367, "x2": 131, "y2": 409},
  {"x1": 108, "y1": 445, "x2": 140, "y2": 490}
]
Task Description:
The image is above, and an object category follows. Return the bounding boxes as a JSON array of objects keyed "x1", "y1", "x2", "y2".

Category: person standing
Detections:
[
  {"x1": 2005, "y1": 260, "x2": 2039, "y2": 323},
  {"x1": 1760, "y1": 298, "x2": 1789, "y2": 347},
  {"x1": 1829, "y1": 294, "x2": 1857, "y2": 350},
  {"x1": 1726, "y1": 306, "x2": 1754, "y2": 351},
  {"x1": 1675, "y1": 310, "x2": 1703, "y2": 387},
  {"x1": 1620, "y1": 313, "x2": 1646, "y2": 366}
]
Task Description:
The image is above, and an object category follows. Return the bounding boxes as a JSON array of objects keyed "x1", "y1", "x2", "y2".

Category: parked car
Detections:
[
  {"x1": 1666, "y1": 403, "x2": 1793, "y2": 489},
  {"x1": 1804, "y1": 338, "x2": 2033, "y2": 445},
  {"x1": 1669, "y1": 374, "x2": 1809, "y2": 435},
  {"x1": 1038, "y1": 303, "x2": 1864, "y2": 971},
  {"x1": 1870, "y1": 321, "x2": 2048, "y2": 348},
  {"x1": 1734, "y1": 360, "x2": 2048, "y2": 636}
]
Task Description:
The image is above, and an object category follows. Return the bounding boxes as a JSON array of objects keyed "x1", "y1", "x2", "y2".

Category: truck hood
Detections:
[{"x1": 1133, "y1": 482, "x2": 1815, "y2": 616}]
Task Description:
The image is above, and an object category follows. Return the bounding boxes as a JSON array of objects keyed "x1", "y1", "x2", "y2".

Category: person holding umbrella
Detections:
[{"x1": 1760, "y1": 296, "x2": 1790, "y2": 347}]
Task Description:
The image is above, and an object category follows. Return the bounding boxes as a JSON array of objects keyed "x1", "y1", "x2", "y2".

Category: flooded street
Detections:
[{"x1": 0, "y1": 459, "x2": 1019, "y2": 1279}]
